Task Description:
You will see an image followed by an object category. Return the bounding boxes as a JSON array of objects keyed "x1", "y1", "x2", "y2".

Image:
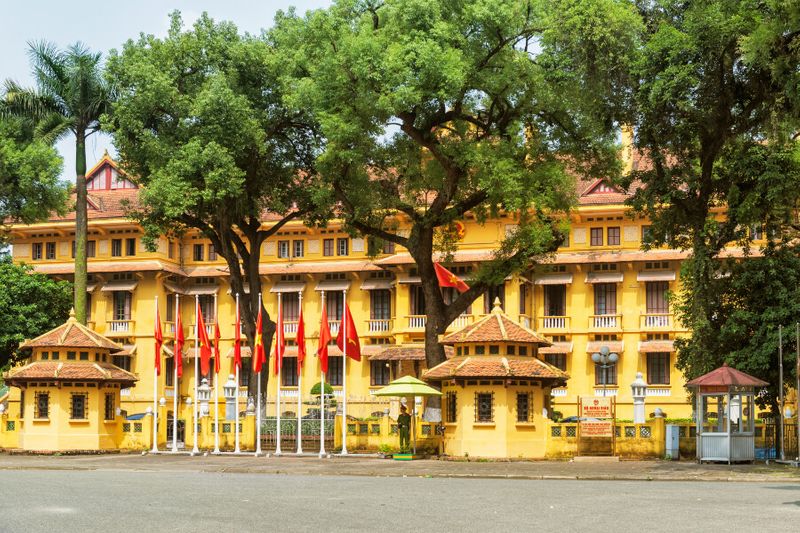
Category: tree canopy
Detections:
[
  {"x1": 620, "y1": 0, "x2": 800, "y2": 394},
  {"x1": 0, "y1": 117, "x2": 65, "y2": 236},
  {"x1": 274, "y1": 0, "x2": 641, "y2": 366},
  {"x1": 0, "y1": 255, "x2": 73, "y2": 371},
  {"x1": 105, "y1": 12, "x2": 323, "y2": 387}
]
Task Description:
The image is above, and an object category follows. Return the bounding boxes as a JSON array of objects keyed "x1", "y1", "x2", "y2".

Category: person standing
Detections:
[{"x1": 398, "y1": 405, "x2": 411, "y2": 452}]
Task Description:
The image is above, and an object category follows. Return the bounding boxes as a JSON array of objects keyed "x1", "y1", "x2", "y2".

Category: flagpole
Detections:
[
  {"x1": 296, "y1": 291, "x2": 303, "y2": 455},
  {"x1": 341, "y1": 288, "x2": 348, "y2": 455},
  {"x1": 255, "y1": 291, "x2": 263, "y2": 457},
  {"x1": 319, "y1": 290, "x2": 327, "y2": 458},
  {"x1": 192, "y1": 294, "x2": 200, "y2": 455},
  {"x1": 234, "y1": 292, "x2": 241, "y2": 454},
  {"x1": 171, "y1": 294, "x2": 179, "y2": 453},
  {"x1": 151, "y1": 295, "x2": 159, "y2": 454},
  {"x1": 213, "y1": 292, "x2": 220, "y2": 454},
  {"x1": 276, "y1": 292, "x2": 283, "y2": 456}
]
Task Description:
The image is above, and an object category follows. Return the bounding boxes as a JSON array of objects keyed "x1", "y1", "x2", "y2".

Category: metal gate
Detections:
[
  {"x1": 761, "y1": 421, "x2": 798, "y2": 460},
  {"x1": 166, "y1": 414, "x2": 185, "y2": 448},
  {"x1": 262, "y1": 416, "x2": 335, "y2": 453}
]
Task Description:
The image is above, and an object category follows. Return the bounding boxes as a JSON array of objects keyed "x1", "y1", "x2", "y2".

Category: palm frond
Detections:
[
  {"x1": 34, "y1": 111, "x2": 73, "y2": 145},
  {"x1": 1, "y1": 80, "x2": 63, "y2": 121},
  {"x1": 27, "y1": 40, "x2": 68, "y2": 94}
]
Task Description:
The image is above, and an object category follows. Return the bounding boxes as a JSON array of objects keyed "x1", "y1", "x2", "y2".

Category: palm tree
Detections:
[{"x1": 3, "y1": 41, "x2": 113, "y2": 324}]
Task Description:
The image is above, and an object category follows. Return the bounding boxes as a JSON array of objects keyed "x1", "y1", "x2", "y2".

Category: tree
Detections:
[
  {"x1": 0, "y1": 117, "x2": 66, "y2": 236},
  {"x1": 620, "y1": 0, "x2": 800, "y2": 389},
  {"x1": 2, "y1": 42, "x2": 114, "y2": 324},
  {"x1": 274, "y1": 0, "x2": 641, "y2": 367},
  {"x1": 0, "y1": 254, "x2": 73, "y2": 371},
  {"x1": 105, "y1": 13, "x2": 322, "y2": 390}
]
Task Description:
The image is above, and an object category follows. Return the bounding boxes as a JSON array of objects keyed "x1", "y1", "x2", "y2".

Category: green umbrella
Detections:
[{"x1": 372, "y1": 376, "x2": 441, "y2": 455}]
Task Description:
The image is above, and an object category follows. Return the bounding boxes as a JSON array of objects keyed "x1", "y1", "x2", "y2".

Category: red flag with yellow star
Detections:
[
  {"x1": 253, "y1": 305, "x2": 266, "y2": 374},
  {"x1": 434, "y1": 262, "x2": 470, "y2": 293},
  {"x1": 335, "y1": 303, "x2": 361, "y2": 362},
  {"x1": 197, "y1": 305, "x2": 212, "y2": 376}
]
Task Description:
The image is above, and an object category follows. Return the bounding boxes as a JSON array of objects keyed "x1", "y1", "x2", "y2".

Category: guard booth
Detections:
[{"x1": 686, "y1": 363, "x2": 768, "y2": 464}]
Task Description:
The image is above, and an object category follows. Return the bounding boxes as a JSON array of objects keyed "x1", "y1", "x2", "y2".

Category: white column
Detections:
[
  {"x1": 213, "y1": 292, "x2": 220, "y2": 454},
  {"x1": 171, "y1": 294, "x2": 179, "y2": 453},
  {"x1": 192, "y1": 294, "x2": 200, "y2": 455},
  {"x1": 341, "y1": 289, "x2": 348, "y2": 455},
  {"x1": 151, "y1": 295, "x2": 159, "y2": 454},
  {"x1": 234, "y1": 292, "x2": 241, "y2": 454},
  {"x1": 296, "y1": 291, "x2": 303, "y2": 455},
  {"x1": 275, "y1": 292, "x2": 283, "y2": 456},
  {"x1": 319, "y1": 290, "x2": 326, "y2": 458}
]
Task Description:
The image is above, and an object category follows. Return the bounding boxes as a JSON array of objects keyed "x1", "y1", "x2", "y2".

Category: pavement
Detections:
[{"x1": 2, "y1": 452, "x2": 800, "y2": 482}]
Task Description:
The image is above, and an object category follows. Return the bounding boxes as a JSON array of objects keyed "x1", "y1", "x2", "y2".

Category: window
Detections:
[
  {"x1": 104, "y1": 393, "x2": 115, "y2": 421},
  {"x1": 126, "y1": 238, "x2": 136, "y2": 256},
  {"x1": 79, "y1": 351, "x2": 89, "y2": 361},
  {"x1": 519, "y1": 283, "x2": 528, "y2": 315},
  {"x1": 112, "y1": 355, "x2": 132, "y2": 372},
  {"x1": 561, "y1": 232, "x2": 570, "y2": 248},
  {"x1": 383, "y1": 241, "x2": 395, "y2": 254},
  {"x1": 193, "y1": 244, "x2": 205, "y2": 261},
  {"x1": 370, "y1": 290, "x2": 391, "y2": 320},
  {"x1": 32, "y1": 242, "x2": 43, "y2": 260},
  {"x1": 71, "y1": 240, "x2": 75, "y2": 258},
  {"x1": 544, "y1": 285, "x2": 566, "y2": 316},
  {"x1": 35, "y1": 392, "x2": 49, "y2": 419},
  {"x1": 545, "y1": 354, "x2": 567, "y2": 372},
  {"x1": 410, "y1": 285, "x2": 426, "y2": 315},
  {"x1": 646, "y1": 281, "x2": 669, "y2": 314},
  {"x1": 595, "y1": 363, "x2": 617, "y2": 386},
  {"x1": 517, "y1": 392, "x2": 532, "y2": 423},
  {"x1": 326, "y1": 291, "x2": 344, "y2": 321},
  {"x1": 165, "y1": 358, "x2": 174, "y2": 386},
  {"x1": 475, "y1": 392, "x2": 494, "y2": 422},
  {"x1": 641, "y1": 225, "x2": 652, "y2": 242},
  {"x1": 607, "y1": 227, "x2": 620, "y2": 246},
  {"x1": 45, "y1": 242, "x2": 56, "y2": 260},
  {"x1": 51, "y1": 351, "x2": 60, "y2": 361},
  {"x1": 445, "y1": 391, "x2": 457, "y2": 423},
  {"x1": 67, "y1": 351, "x2": 76, "y2": 360},
  {"x1": 337, "y1": 238, "x2": 349, "y2": 256},
  {"x1": 168, "y1": 241, "x2": 175, "y2": 259},
  {"x1": 489, "y1": 345, "x2": 500, "y2": 355},
  {"x1": 277, "y1": 240, "x2": 290, "y2": 258},
  {"x1": 590, "y1": 228, "x2": 603, "y2": 246},
  {"x1": 111, "y1": 239, "x2": 122, "y2": 257},
  {"x1": 647, "y1": 353, "x2": 670, "y2": 385},
  {"x1": 166, "y1": 294, "x2": 175, "y2": 322},
  {"x1": 474, "y1": 345, "x2": 485, "y2": 355},
  {"x1": 282, "y1": 294, "x2": 300, "y2": 322},
  {"x1": 750, "y1": 225, "x2": 764, "y2": 240},
  {"x1": 594, "y1": 283, "x2": 617, "y2": 315},
  {"x1": 282, "y1": 357, "x2": 298, "y2": 387},
  {"x1": 71, "y1": 393, "x2": 88, "y2": 420},
  {"x1": 323, "y1": 238, "x2": 334, "y2": 257},
  {"x1": 87, "y1": 240, "x2": 96, "y2": 258},
  {"x1": 41, "y1": 351, "x2": 49, "y2": 360},
  {"x1": 370, "y1": 360, "x2": 390, "y2": 386},
  {"x1": 293, "y1": 240, "x2": 304, "y2": 258},
  {"x1": 328, "y1": 356, "x2": 343, "y2": 386},
  {"x1": 199, "y1": 294, "x2": 215, "y2": 323},
  {"x1": 483, "y1": 284, "x2": 505, "y2": 314},
  {"x1": 113, "y1": 291, "x2": 132, "y2": 320},
  {"x1": 208, "y1": 244, "x2": 217, "y2": 261},
  {"x1": 240, "y1": 359, "x2": 251, "y2": 387}
]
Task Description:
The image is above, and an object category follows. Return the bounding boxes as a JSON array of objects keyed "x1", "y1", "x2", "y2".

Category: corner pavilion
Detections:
[
  {"x1": 424, "y1": 298, "x2": 568, "y2": 458},
  {"x1": 3, "y1": 310, "x2": 137, "y2": 452}
]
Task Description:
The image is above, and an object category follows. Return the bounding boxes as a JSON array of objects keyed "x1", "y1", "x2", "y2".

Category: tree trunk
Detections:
[{"x1": 73, "y1": 133, "x2": 88, "y2": 324}]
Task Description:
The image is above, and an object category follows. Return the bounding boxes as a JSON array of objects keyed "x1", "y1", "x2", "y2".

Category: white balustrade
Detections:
[
  {"x1": 591, "y1": 315, "x2": 619, "y2": 329},
  {"x1": 542, "y1": 316, "x2": 567, "y2": 329},
  {"x1": 646, "y1": 387, "x2": 672, "y2": 397},
  {"x1": 643, "y1": 314, "x2": 671, "y2": 328},
  {"x1": 108, "y1": 320, "x2": 132, "y2": 334},
  {"x1": 550, "y1": 388, "x2": 568, "y2": 397},
  {"x1": 407, "y1": 315, "x2": 426, "y2": 329},
  {"x1": 367, "y1": 319, "x2": 391, "y2": 332},
  {"x1": 283, "y1": 321, "x2": 299, "y2": 334},
  {"x1": 328, "y1": 320, "x2": 340, "y2": 335}
]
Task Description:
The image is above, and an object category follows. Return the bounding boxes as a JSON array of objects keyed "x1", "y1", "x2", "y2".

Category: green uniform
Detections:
[{"x1": 398, "y1": 412, "x2": 411, "y2": 451}]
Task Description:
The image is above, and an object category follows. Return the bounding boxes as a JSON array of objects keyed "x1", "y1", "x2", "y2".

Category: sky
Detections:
[{"x1": 1, "y1": 0, "x2": 331, "y2": 180}]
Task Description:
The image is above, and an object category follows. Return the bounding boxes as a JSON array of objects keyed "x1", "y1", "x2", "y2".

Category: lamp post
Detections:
[
  {"x1": 223, "y1": 374, "x2": 237, "y2": 422},
  {"x1": 591, "y1": 346, "x2": 619, "y2": 398},
  {"x1": 198, "y1": 378, "x2": 211, "y2": 418}
]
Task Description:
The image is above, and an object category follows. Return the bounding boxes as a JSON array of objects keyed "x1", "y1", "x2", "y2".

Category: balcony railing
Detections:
[
  {"x1": 447, "y1": 314, "x2": 475, "y2": 331},
  {"x1": 328, "y1": 320, "x2": 340, "y2": 335},
  {"x1": 283, "y1": 321, "x2": 299, "y2": 335},
  {"x1": 191, "y1": 323, "x2": 216, "y2": 337},
  {"x1": 539, "y1": 316, "x2": 570, "y2": 331},
  {"x1": 590, "y1": 314, "x2": 621, "y2": 329},
  {"x1": 164, "y1": 321, "x2": 176, "y2": 337},
  {"x1": 640, "y1": 313, "x2": 672, "y2": 329},
  {"x1": 407, "y1": 315, "x2": 426, "y2": 329},
  {"x1": 107, "y1": 320, "x2": 134, "y2": 335},
  {"x1": 367, "y1": 319, "x2": 392, "y2": 333}
]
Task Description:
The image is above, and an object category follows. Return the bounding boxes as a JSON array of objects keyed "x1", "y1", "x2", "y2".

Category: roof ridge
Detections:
[
  {"x1": 496, "y1": 313, "x2": 507, "y2": 339},
  {"x1": 54, "y1": 362, "x2": 63, "y2": 378}
]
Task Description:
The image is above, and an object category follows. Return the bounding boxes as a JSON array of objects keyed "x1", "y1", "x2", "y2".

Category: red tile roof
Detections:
[
  {"x1": 20, "y1": 311, "x2": 123, "y2": 352},
  {"x1": 368, "y1": 344, "x2": 454, "y2": 361},
  {"x1": 3, "y1": 361, "x2": 137, "y2": 386},
  {"x1": 685, "y1": 363, "x2": 769, "y2": 388},
  {"x1": 442, "y1": 300, "x2": 551, "y2": 346},
  {"x1": 423, "y1": 356, "x2": 568, "y2": 383}
]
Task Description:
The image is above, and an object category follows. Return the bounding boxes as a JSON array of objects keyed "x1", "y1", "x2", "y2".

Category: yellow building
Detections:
[
  {"x1": 2, "y1": 310, "x2": 137, "y2": 451},
  {"x1": 3, "y1": 152, "x2": 762, "y2": 452},
  {"x1": 424, "y1": 299, "x2": 567, "y2": 458}
]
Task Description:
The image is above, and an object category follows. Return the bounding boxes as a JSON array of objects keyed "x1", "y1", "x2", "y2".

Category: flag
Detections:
[
  {"x1": 253, "y1": 304, "x2": 266, "y2": 373},
  {"x1": 273, "y1": 300, "x2": 285, "y2": 375},
  {"x1": 317, "y1": 304, "x2": 331, "y2": 374},
  {"x1": 197, "y1": 305, "x2": 212, "y2": 376},
  {"x1": 233, "y1": 300, "x2": 242, "y2": 371},
  {"x1": 214, "y1": 321, "x2": 221, "y2": 374},
  {"x1": 336, "y1": 303, "x2": 361, "y2": 362},
  {"x1": 175, "y1": 307, "x2": 184, "y2": 378},
  {"x1": 154, "y1": 305, "x2": 163, "y2": 376},
  {"x1": 296, "y1": 306, "x2": 306, "y2": 376},
  {"x1": 434, "y1": 262, "x2": 470, "y2": 293}
]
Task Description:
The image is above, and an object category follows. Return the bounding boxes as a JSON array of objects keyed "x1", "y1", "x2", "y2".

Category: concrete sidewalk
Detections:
[{"x1": 1, "y1": 452, "x2": 799, "y2": 482}]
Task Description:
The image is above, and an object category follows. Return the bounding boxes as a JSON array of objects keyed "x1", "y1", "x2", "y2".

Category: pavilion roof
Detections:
[
  {"x1": 19, "y1": 310, "x2": 122, "y2": 353},
  {"x1": 441, "y1": 299, "x2": 551, "y2": 346},
  {"x1": 685, "y1": 363, "x2": 768, "y2": 388},
  {"x1": 423, "y1": 355, "x2": 568, "y2": 383},
  {"x1": 3, "y1": 361, "x2": 137, "y2": 386}
]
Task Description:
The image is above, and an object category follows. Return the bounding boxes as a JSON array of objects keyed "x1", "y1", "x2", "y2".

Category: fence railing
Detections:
[{"x1": 589, "y1": 314, "x2": 621, "y2": 329}]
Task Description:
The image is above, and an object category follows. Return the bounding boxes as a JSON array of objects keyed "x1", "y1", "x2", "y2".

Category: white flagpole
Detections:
[
  {"x1": 234, "y1": 292, "x2": 241, "y2": 454},
  {"x1": 151, "y1": 295, "x2": 159, "y2": 454},
  {"x1": 192, "y1": 294, "x2": 200, "y2": 455},
  {"x1": 171, "y1": 294, "x2": 179, "y2": 453},
  {"x1": 319, "y1": 290, "x2": 326, "y2": 458},
  {"x1": 255, "y1": 291, "x2": 263, "y2": 457},
  {"x1": 276, "y1": 291, "x2": 283, "y2": 456},
  {"x1": 341, "y1": 288, "x2": 348, "y2": 455},
  {"x1": 213, "y1": 292, "x2": 220, "y2": 454},
  {"x1": 296, "y1": 291, "x2": 303, "y2": 455}
]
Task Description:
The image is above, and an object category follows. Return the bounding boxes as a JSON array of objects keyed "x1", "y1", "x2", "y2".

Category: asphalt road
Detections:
[{"x1": 1, "y1": 470, "x2": 798, "y2": 532}]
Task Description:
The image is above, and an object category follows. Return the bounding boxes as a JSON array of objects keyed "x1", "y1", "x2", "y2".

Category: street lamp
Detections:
[
  {"x1": 198, "y1": 378, "x2": 211, "y2": 417},
  {"x1": 591, "y1": 345, "x2": 619, "y2": 398}
]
